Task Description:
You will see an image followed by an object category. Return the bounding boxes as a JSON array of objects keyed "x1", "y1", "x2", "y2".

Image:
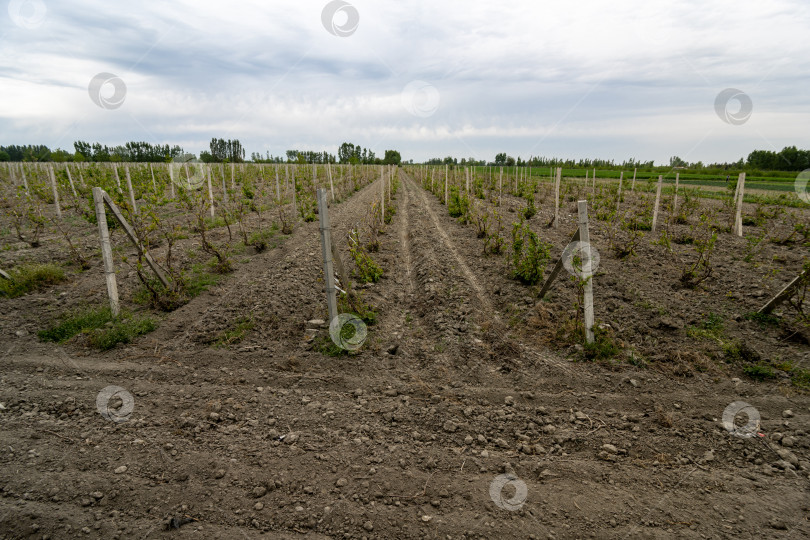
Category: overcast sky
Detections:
[{"x1": 1, "y1": 0, "x2": 809, "y2": 164}]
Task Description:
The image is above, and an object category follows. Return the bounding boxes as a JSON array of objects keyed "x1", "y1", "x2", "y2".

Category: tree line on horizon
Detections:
[{"x1": 1, "y1": 140, "x2": 807, "y2": 172}]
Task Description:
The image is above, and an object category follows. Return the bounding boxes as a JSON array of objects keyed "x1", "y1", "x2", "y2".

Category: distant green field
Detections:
[
  {"x1": 468, "y1": 166, "x2": 799, "y2": 192},
  {"x1": 463, "y1": 164, "x2": 808, "y2": 208}
]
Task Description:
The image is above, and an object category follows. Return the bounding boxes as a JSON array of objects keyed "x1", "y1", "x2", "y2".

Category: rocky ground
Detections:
[{"x1": 1, "y1": 171, "x2": 808, "y2": 539}]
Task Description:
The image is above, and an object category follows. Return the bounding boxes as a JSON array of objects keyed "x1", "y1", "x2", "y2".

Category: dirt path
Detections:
[{"x1": 0, "y1": 170, "x2": 809, "y2": 539}]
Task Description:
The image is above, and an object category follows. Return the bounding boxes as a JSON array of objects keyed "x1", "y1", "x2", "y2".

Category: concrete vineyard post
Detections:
[
  {"x1": 616, "y1": 171, "x2": 624, "y2": 214},
  {"x1": 92, "y1": 187, "x2": 120, "y2": 318},
  {"x1": 206, "y1": 165, "x2": 215, "y2": 218},
  {"x1": 113, "y1": 164, "x2": 122, "y2": 191},
  {"x1": 327, "y1": 163, "x2": 335, "y2": 202},
  {"x1": 554, "y1": 167, "x2": 561, "y2": 228},
  {"x1": 466, "y1": 167, "x2": 470, "y2": 193},
  {"x1": 673, "y1": 173, "x2": 680, "y2": 215},
  {"x1": 631, "y1": 168, "x2": 637, "y2": 192},
  {"x1": 7, "y1": 163, "x2": 14, "y2": 190},
  {"x1": 20, "y1": 163, "x2": 29, "y2": 195},
  {"x1": 651, "y1": 175, "x2": 663, "y2": 232},
  {"x1": 183, "y1": 164, "x2": 191, "y2": 190},
  {"x1": 168, "y1": 164, "x2": 175, "y2": 198},
  {"x1": 584, "y1": 169, "x2": 588, "y2": 187},
  {"x1": 125, "y1": 165, "x2": 138, "y2": 215},
  {"x1": 499, "y1": 167, "x2": 503, "y2": 199},
  {"x1": 48, "y1": 165, "x2": 61, "y2": 218},
  {"x1": 317, "y1": 189, "x2": 338, "y2": 324},
  {"x1": 445, "y1": 165, "x2": 449, "y2": 206},
  {"x1": 149, "y1": 163, "x2": 157, "y2": 192},
  {"x1": 593, "y1": 168, "x2": 596, "y2": 188},
  {"x1": 65, "y1": 164, "x2": 77, "y2": 198},
  {"x1": 578, "y1": 200, "x2": 595, "y2": 344},
  {"x1": 274, "y1": 167, "x2": 281, "y2": 202},
  {"x1": 221, "y1": 165, "x2": 228, "y2": 203},
  {"x1": 231, "y1": 164, "x2": 235, "y2": 190},
  {"x1": 292, "y1": 166, "x2": 297, "y2": 218},
  {"x1": 380, "y1": 166, "x2": 385, "y2": 222},
  {"x1": 99, "y1": 190, "x2": 169, "y2": 289},
  {"x1": 735, "y1": 173, "x2": 746, "y2": 236},
  {"x1": 732, "y1": 173, "x2": 740, "y2": 208}
]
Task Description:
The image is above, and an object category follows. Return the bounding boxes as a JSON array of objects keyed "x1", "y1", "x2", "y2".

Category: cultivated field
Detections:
[{"x1": 0, "y1": 162, "x2": 808, "y2": 539}]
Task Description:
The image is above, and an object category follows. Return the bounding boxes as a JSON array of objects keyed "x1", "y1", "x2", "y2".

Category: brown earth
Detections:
[{"x1": 1, "y1": 171, "x2": 809, "y2": 539}]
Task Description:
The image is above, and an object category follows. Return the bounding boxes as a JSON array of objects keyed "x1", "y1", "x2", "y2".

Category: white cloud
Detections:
[{"x1": 0, "y1": 0, "x2": 808, "y2": 164}]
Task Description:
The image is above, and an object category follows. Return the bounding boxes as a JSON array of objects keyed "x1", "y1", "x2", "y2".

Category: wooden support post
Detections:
[
  {"x1": 331, "y1": 241, "x2": 347, "y2": 290},
  {"x1": 206, "y1": 165, "x2": 215, "y2": 218},
  {"x1": 758, "y1": 268, "x2": 809, "y2": 315},
  {"x1": 380, "y1": 166, "x2": 385, "y2": 221},
  {"x1": 593, "y1": 168, "x2": 596, "y2": 188},
  {"x1": 124, "y1": 165, "x2": 138, "y2": 215},
  {"x1": 735, "y1": 173, "x2": 746, "y2": 236},
  {"x1": 651, "y1": 175, "x2": 663, "y2": 232},
  {"x1": 631, "y1": 168, "x2": 637, "y2": 192},
  {"x1": 231, "y1": 163, "x2": 236, "y2": 190},
  {"x1": 466, "y1": 167, "x2": 470, "y2": 193},
  {"x1": 99, "y1": 190, "x2": 169, "y2": 288},
  {"x1": 537, "y1": 228, "x2": 581, "y2": 300},
  {"x1": 274, "y1": 166, "x2": 281, "y2": 202},
  {"x1": 554, "y1": 167, "x2": 561, "y2": 228},
  {"x1": 673, "y1": 172, "x2": 680, "y2": 215},
  {"x1": 616, "y1": 171, "x2": 624, "y2": 214},
  {"x1": 445, "y1": 165, "x2": 449, "y2": 205},
  {"x1": 48, "y1": 165, "x2": 61, "y2": 218},
  {"x1": 65, "y1": 164, "x2": 77, "y2": 198},
  {"x1": 578, "y1": 200, "x2": 595, "y2": 344},
  {"x1": 317, "y1": 189, "x2": 338, "y2": 324},
  {"x1": 92, "y1": 187, "x2": 120, "y2": 317}
]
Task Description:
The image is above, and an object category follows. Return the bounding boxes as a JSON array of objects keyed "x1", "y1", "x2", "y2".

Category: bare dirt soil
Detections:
[{"x1": 1, "y1": 172, "x2": 809, "y2": 539}]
